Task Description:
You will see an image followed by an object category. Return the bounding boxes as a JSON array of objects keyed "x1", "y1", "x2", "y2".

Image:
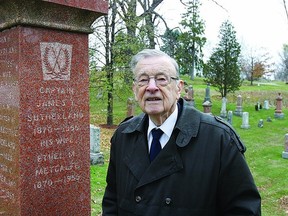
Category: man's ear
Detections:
[
  {"x1": 176, "y1": 80, "x2": 184, "y2": 99},
  {"x1": 177, "y1": 80, "x2": 184, "y2": 93}
]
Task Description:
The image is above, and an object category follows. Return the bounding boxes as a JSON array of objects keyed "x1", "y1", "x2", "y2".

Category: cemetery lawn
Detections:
[{"x1": 90, "y1": 76, "x2": 288, "y2": 215}]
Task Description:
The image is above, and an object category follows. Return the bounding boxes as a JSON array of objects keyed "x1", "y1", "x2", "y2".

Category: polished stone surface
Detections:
[
  {"x1": 0, "y1": 0, "x2": 108, "y2": 33},
  {"x1": 0, "y1": 25, "x2": 91, "y2": 216},
  {"x1": 0, "y1": 0, "x2": 108, "y2": 215}
]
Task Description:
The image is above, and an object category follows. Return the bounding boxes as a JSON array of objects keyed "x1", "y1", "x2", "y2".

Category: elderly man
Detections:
[{"x1": 102, "y1": 49, "x2": 261, "y2": 216}]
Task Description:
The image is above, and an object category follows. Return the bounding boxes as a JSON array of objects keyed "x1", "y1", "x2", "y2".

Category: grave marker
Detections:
[
  {"x1": 203, "y1": 83, "x2": 211, "y2": 103},
  {"x1": 263, "y1": 100, "x2": 269, "y2": 110},
  {"x1": 241, "y1": 112, "x2": 250, "y2": 129},
  {"x1": 184, "y1": 85, "x2": 195, "y2": 106},
  {"x1": 258, "y1": 119, "x2": 264, "y2": 128},
  {"x1": 220, "y1": 97, "x2": 227, "y2": 118},
  {"x1": 0, "y1": 1, "x2": 108, "y2": 215},
  {"x1": 127, "y1": 97, "x2": 135, "y2": 117},
  {"x1": 90, "y1": 124, "x2": 104, "y2": 165},
  {"x1": 234, "y1": 95, "x2": 243, "y2": 116},
  {"x1": 274, "y1": 93, "x2": 284, "y2": 119},
  {"x1": 227, "y1": 110, "x2": 233, "y2": 125},
  {"x1": 282, "y1": 134, "x2": 288, "y2": 159},
  {"x1": 202, "y1": 100, "x2": 212, "y2": 114}
]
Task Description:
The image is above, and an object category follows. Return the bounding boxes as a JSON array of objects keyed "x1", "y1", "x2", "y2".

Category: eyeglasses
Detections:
[{"x1": 134, "y1": 74, "x2": 179, "y2": 87}]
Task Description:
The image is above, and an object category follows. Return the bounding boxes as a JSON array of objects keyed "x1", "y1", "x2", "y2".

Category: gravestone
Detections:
[
  {"x1": 183, "y1": 85, "x2": 195, "y2": 106},
  {"x1": 203, "y1": 83, "x2": 211, "y2": 103},
  {"x1": 263, "y1": 100, "x2": 269, "y2": 110},
  {"x1": 227, "y1": 110, "x2": 233, "y2": 125},
  {"x1": 127, "y1": 97, "x2": 135, "y2": 117},
  {"x1": 234, "y1": 95, "x2": 243, "y2": 116},
  {"x1": 220, "y1": 97, "x2": 227, "y2": 118},
  {"x1": 282, "y1": 134, "x2": 288, "y2": 159},
  {"x1": 241, "y1": 112, "x2": 250, "y2": 129},
  {"x1": 0, "y1": 1, "x2": 108, "y2": 215},
  {"x1": 274, "y1": 93, "x2": 284, "y2": 119},
  {"x1": 90, "y1": 124, "x2": 104, "y2": 165},
  {"x1": 255, "y1": 102, "x2": 262, "y2": 111},
  {"x1": 258, "y1": 119, "x2": 264, "y2": 128},
  {"x1": 202, "y1": 100, "x2": 212, "y2": 114}
]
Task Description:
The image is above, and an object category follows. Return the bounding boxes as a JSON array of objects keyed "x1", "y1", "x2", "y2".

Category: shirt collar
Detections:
[{"x1": 148, "y1": 104, "x2": 178, "y2": 138}]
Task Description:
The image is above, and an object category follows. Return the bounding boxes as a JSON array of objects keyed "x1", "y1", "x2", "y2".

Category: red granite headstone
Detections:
[{"x1": 0, "y1": 1, "x2": 107, "y2": 215}]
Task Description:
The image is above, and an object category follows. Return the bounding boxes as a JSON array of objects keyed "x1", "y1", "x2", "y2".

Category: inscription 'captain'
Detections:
[{"x1": 39, "y1": 86, "x2": 74, "y2": 95}]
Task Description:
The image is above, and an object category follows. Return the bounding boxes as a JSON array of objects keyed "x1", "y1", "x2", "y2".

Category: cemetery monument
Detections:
[{"x1": 0, "y1": 0, "x2": 108, "y2": 215}]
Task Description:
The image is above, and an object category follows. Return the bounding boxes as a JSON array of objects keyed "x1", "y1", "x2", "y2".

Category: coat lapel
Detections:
[
  {"x1": 122, "y1": 99, "x2": 200, "y2": 189},
  {"x1": 136, "y1": 134, "x2": 184, "y2": 188},
  {"x1": 123, "y1": 132, "x2": 150, "y2": 181}
]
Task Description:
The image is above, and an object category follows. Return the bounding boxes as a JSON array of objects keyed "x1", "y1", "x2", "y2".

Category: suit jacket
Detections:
[{"x1": 102, "y1": 98, "x2": 261, "y2": 216}]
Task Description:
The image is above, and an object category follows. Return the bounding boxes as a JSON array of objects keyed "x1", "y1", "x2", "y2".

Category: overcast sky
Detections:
[{"x1": 157, "y1": 0, "x2": 288, "y2": 63}]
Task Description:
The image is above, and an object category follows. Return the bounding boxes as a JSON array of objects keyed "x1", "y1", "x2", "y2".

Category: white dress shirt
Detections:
[{"x1": 147, "y1": 105, "x2": 178, "y2": 152}]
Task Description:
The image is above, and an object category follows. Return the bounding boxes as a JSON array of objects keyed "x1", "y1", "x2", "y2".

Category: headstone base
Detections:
[
  {"x1": 241, "y1": 124, "x2": 250, "y2": 129},
  {"x1": 282, "y1": 151, "x2": 288, "y2": 159},
  {"x1": 220, "y1": 111, "x2": 227, "y2": 118},
  {"x1": 274, "y1": 113, "x2": 284, "y2": 119},
  {"x1": 90, "y1": 152, "x2": 104, "y2": 165},
  {"x1": 234, "y1": 110, "x2": 243, "y2": 116}
]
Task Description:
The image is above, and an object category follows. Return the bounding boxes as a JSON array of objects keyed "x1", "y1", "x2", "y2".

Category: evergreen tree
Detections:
[
  {"x1": 160, "y1": 28, "x2": 181, "y2": 59},
  {"x1": 178, "y1": 0, "x2": 206, "y2": 80},
  {"x1": 203, "y1": 20, "x2": 242, "y2": 98}
]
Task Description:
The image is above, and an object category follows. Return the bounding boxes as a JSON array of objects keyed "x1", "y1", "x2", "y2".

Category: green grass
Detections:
[
  {"x1": 91, "y1": 164, "x2": 108, "y2": 215},
  {"x1": 90, "y1": 76, "x2": 288, "y2": 215}
]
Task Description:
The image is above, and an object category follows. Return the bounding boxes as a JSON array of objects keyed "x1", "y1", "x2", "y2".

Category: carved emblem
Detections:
[{"x1": 40, "y1": 42, "x2": 72, "y2": 81}]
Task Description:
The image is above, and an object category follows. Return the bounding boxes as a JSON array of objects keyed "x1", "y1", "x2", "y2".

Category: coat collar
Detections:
[
  {"x1": 122, "y1": 98, "x2": 201, "y2": 187},
  {"x1": 122, "y1": 98, "x2": 201, "y2": 148}
]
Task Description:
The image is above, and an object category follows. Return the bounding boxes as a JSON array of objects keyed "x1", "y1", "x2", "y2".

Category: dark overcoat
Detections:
[{"x1": 102, "y1": 98, "x2": 261, "y2": 216}]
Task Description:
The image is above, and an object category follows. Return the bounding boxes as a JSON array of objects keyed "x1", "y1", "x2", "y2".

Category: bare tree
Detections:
[
  {"x1": 90, "y1": 0, "x2": 167, "y2": 126},
  {"x1": 283, "y1": 0, "x2": 288, "y2": 23},
  {"x1": 240, "y1": 48, "x2": 275, "y2": 85}
]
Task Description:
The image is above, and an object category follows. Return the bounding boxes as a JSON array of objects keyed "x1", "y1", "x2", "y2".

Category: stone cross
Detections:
[
  {"x1": 234, "y1": 95, "x2": 243, "y2": 116},
  {"x1": 241, "y1": 112, "x2": 250, "y2": 129},
  {"x1": 0, "y1": 1, "x2": 108, "y2": 215}
]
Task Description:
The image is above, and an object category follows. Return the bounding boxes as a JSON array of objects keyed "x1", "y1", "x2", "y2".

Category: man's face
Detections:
[{"x1": 133, "y1": 56, "x2": 184, "y2": 125}]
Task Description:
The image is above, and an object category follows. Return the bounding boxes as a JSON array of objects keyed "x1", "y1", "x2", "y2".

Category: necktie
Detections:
[{"x1": 150, "y1": 128, "x2": 164, "y2": 162}]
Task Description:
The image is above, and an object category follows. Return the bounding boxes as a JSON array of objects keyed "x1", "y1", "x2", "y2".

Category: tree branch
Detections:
[{"x1": 283, "y1": 0, "x2": 288, "y2": 24}]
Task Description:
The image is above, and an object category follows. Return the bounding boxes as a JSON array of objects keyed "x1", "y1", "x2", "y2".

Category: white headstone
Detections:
[
  {"x1": 90, "y1": 124, "x2": 100, "y2": 153},
  {"x1": 90, "y1": 124, "x2": 104, "y2": 165},
  {"x1": 227, "y1": 110, "x2": 233, "y2": 125},
  {"x1": 241, "y1": 112, "x2": 250, "y2": 129},
  {"x1": 282, "y1": 134, "x2": 288, "y2": 159},
  {"x1": 263, "y1": 100, "x2": 269, "y2": 110},
  {"x1": 220, "y1": 97, "x2": 227, "y2": 118}
]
